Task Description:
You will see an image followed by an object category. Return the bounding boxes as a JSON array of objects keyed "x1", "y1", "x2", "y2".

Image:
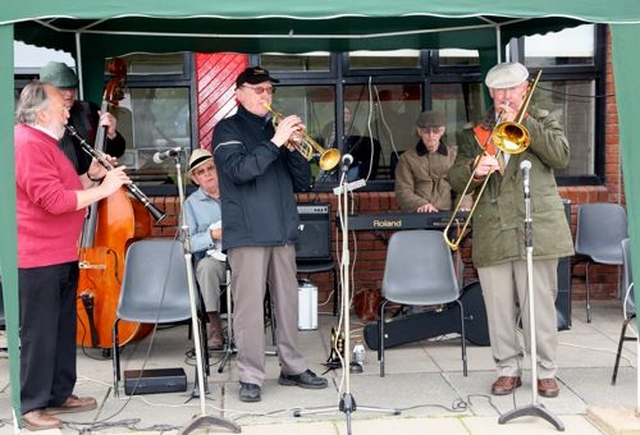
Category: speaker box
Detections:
[
  {"x1": 124, "y1": 367, "x2": 187, "y2": 395},
  {"x1": 556, "y1": 199, "x2": 572, "y2": 330},
  {"x1": 556, "y1": 256, "x2": 572, "y2": 330},
  {"x1": 296, "y1": 203, "x2": 331, "y2": 262}
]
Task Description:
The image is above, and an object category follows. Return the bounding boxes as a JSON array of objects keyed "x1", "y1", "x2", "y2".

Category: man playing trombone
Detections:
[{"x1": 448, "y1": 62, "x2": 573, "y2": 398}]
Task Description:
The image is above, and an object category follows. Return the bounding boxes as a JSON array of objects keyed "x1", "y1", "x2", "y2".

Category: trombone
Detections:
[
  {"x1": 443, "y1": 69, "x2": 543, "y2": 251},
  {"x1": 262, "y1": 102, "x2": 341, "y2": 171}
]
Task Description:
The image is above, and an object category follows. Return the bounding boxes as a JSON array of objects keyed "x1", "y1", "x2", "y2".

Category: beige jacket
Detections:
[{"x1": 395, "y1": 141, "x2": 472, "y2": 212}]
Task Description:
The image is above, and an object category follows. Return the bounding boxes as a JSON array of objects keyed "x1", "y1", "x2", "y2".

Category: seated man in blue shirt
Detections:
[{"x1": 184, "y1": 149, "x2": 227, "y2": 349}]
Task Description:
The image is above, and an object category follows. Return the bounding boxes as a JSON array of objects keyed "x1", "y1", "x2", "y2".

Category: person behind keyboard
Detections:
[{"x1": 394, "y1": 110, "x2": 471, "y2": 213}]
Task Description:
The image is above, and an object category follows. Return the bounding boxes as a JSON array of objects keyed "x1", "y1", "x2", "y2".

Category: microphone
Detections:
[
  {"x1": 340, "y1": 153, "x2": 354, "y2": 173},
  {"x1": 520, "y1": 159, "x2": 532, "y2": 193},
  {"x1": 152, "y1": 147, "x2": 182, "y2": 164}
]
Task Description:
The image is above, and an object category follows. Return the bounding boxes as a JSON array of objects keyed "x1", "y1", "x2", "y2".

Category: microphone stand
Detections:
[
  {"x1": 293, "y1": 158, "x2": 400, "y2": 435},
  {"x1": 498, "y1": 162, "x2": 564, "y2": 431},
  {"x1": 172, "y1": 156, "x2": 240, "y2": 435}
]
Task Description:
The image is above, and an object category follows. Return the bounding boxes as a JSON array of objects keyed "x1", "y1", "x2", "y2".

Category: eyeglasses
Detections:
[
  {"x1": 193, "y1": 165, "x2": 216, "y2": 177},
  {"x1": 418, "y1": 127, "x2": 445, "y2": 135},
  {"x1": 240, "y1": 85, "x2": 276, "y2": 95}
]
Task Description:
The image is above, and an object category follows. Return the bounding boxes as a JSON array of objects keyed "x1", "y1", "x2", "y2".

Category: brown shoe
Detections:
[
  {"x1": 48, "y1": 394, "x2": 97, "y2": 414},
  {"x1": 207, "y1": 311, "x2": 225, "y2": 350},
  {"x1": 491, "y1": 376, "x2": 522, "y2": 395},
  {"x1": 22, "y1": 409, "x2": 63, "y2": 431},
  {"x1": 207, "y1": 331, "x2": 225, "y2": 350},
  {"x1": 538, "y1": 378, "x2": 560, "y2": 398}
]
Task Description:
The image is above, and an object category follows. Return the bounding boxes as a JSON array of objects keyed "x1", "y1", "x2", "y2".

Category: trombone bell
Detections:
[{"x1": 492, "y1": 122, "x2": 530, "y2": 154}]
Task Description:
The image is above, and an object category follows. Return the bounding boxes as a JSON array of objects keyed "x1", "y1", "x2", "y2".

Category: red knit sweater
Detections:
[{"x1": 15, "y1": 124, "x2": 84, "y2": 268}]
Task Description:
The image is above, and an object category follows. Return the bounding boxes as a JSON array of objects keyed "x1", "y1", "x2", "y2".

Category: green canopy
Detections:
[{"x1": 2, "y1": 1, "x2": 640, "y2": 424}]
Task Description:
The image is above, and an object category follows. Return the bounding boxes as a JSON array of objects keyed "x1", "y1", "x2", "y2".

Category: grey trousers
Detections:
[
  {"x1": 228, "y1": 244, "x2": 307, "y2": 386},
  {"x1": 477, "y1": 258, "x2": 559, "y2": 379},
  {"x1": 195, "y1": 256, "x2": 226, "y2": 312}
]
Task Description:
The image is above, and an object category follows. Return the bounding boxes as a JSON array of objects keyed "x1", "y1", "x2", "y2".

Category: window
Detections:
[
  {"x1": 260, "y1": 53, "x2": 331, "y2": 72},
  {"x1": 113, "y1": 53, "x2": 193, "y2": 184},
  {"x1": 115, "y1": 87, "x2": 191, "y2": 178},
  {"x1": 431, "y1": 82, "x2": 484, "y2": 139},
  {"x1": 524, "y1": 24, "x2": 596, "y2": 67},
  {"x1": 348, "y1": 49, "x2": 421, "y2": 69},
  {"x1": 123, "y1": 53, "x2": 187, "y2": 75},
  {"x1": 437, "y1": 48, "x2": 480, "y2": 67},
  {"x1": 519, "y1": 24, "x2": 603, "y2": 182},
  {"x1": 531, "y1": 79, "x2": 596, "y2": 177},
  {"x1": 342, "y1": 83, "x2": 422, "y2": 180}
]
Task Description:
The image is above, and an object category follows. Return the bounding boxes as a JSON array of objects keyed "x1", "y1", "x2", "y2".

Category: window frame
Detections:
[{"x1": 19, "y1": 29, "x2": 602, "y2": 196}]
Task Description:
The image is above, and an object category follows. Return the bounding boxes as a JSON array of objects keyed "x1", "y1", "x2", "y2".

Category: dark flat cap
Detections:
[
  {"x1": 236, "y1": 66, "x2": 279, "y2": 88},
  {"x1": 39, "y1": 61, "x2": 79, "y2": 89},
  {"x1": 416, "y1": 110, "x2": 445, "y2": 128}
]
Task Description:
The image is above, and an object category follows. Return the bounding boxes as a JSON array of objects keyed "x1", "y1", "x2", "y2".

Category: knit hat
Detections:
[
  {"x1": 39, "y1": 61, "x2": 79, "y2": 89},
  {"x1": 188, "y1": 148, "x2": 213, "y2": 176},
  {"x1": 485, "y1": 62, "x2": 529, "y2": 89}
]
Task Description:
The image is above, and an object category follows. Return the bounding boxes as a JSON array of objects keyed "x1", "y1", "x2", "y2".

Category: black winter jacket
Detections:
[{"x1": 212, "y1": 105, "x2": 312, "y2": 251}]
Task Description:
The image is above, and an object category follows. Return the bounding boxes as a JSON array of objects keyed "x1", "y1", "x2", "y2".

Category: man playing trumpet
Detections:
[{"x1": 212, "y1": 66, "x2": 328, "y2": 403}]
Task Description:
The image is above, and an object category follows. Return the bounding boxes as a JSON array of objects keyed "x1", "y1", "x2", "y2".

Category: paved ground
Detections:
[{"x1": 0, "y1": 300, "x2": 638, "y2": 434}]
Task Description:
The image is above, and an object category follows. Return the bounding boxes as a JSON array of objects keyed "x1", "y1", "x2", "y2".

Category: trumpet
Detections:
[
  {"x1": 65, "y1": 126, "x2": 166, "y2": 223},
  {"x1": 262, "y1": 102, "x2": 341, "y2": 171},
  {"x1": 443, "y1": 69, "x2": 542, "y2": 251}
]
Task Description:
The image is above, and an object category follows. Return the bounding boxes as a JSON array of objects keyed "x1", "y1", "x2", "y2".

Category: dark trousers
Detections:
[{"x1": 19, "y1": 262, "x2": 79, "y2": 414}]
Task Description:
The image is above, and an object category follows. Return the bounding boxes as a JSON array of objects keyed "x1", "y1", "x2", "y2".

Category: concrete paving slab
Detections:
[{"x1": 588, "y1": 406, "x2": 640, "y2": 435}]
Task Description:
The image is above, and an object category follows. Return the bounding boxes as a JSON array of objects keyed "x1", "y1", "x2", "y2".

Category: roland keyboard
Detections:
[{"x1": 343, "y1": 211, "x2": 469, "y2": 231}]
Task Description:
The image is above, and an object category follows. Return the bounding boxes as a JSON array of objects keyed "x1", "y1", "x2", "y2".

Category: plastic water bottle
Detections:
[{"x1": 353, "y1": 342, "x2": 366, "y2": 366}]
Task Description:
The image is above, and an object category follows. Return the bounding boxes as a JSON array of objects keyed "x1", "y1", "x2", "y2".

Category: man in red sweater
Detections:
[{"x1": 15, "y1": 81, "x2": 130, "y2": 431}]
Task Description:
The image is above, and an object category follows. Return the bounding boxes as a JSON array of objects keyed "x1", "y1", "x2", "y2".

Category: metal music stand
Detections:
[
  {"x1": 498, "y1": 161, "x2": 564, "y2": 431},
  {"x1": 217, "y1": 268, "x2": 235, "y2": 373},
  {"x1": 171, "y1": 155, "x2": 240, "y2": 435},
  {"x1": 292, "y1": 157, "x2": 400, "y2": 435}
]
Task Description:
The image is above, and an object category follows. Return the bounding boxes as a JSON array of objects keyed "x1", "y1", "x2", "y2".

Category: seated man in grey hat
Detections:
[
  {"x1": 449, "y1": 61, "x2": 573, "y2": 399},
  {"x1": 183, "y1": 148, "x2": 227, "y2": 349},
  {"x1": 395, "y1": 110, "x2": 471, "y2": 213},
  {"x1": 39, "y1": 61, "x2": 126, "y2": 177}
]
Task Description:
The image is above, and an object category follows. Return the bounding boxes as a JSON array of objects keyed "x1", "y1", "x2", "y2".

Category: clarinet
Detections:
[{"x1": 65, "y1": 125, "x2": 166, "y2": 223}]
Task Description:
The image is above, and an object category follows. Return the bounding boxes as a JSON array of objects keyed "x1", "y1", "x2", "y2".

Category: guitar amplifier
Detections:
[{"x1": 296, "y1": 203, "x2": 331, "y2": 262}]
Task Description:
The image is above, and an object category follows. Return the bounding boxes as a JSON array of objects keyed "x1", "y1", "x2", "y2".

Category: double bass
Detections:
[{"x1": 75, "y1": 59, "x2": 163, "y2": 353}]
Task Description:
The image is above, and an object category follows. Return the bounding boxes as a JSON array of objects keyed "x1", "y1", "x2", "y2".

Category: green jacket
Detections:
[{"x1": 448, "y1": 106, "x2": 574, "y2": 268}]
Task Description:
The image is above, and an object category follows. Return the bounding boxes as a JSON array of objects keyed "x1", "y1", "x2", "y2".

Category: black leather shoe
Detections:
[
  {"x1": 278, "y1": 369, "x2": 328, "y2": 389},
  {"x1": 239, "y1": 382, "x2": 261, "y2": 402}
]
